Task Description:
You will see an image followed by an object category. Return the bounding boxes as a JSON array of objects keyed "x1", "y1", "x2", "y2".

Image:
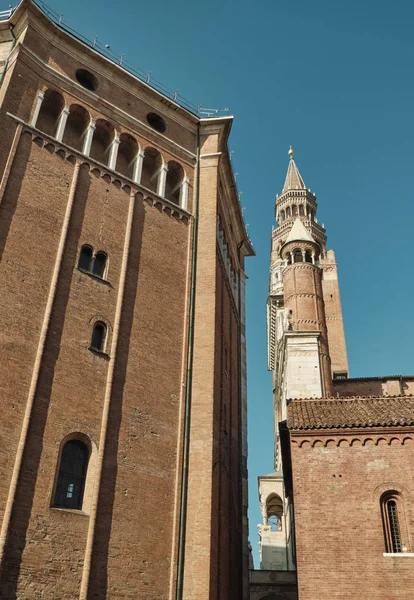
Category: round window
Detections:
[
  {"x1": 146, "y1": 112, "x2": 166, "y2": 133},
  {"x1": 76, "y1": 69, "x2": 99, "y2": 92}
]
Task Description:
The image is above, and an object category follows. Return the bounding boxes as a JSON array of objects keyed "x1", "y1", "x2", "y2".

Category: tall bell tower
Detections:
[{"x1": 256, "y1": 148, "x2": 348, "y2": 572}]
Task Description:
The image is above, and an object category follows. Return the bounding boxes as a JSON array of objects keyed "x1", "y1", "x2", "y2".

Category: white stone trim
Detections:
[
  {"x1": 133, "y1": 150, "x2": 145, "y2": 184},
  {"x1": 383, "y1": 552, "x2": 414, "y2": 557},
  {"x1": 82, "y1": 120, "x2": 96, "y2": 156},
  {"x1": 55, "y1": 107, "x2": 69, "y2": 142},
  {"x1": 157, "y1": 163, "x2": 168, "y2": 197},
  {"x1": 31, "y1": 91, "x2": 44, "y2": 127},
  {"x1": 108, "y1": 135, "x2": 120, "y2": 170},
  {"x1": 180, "y1": 176, "x2": 190, "y2": 210}
]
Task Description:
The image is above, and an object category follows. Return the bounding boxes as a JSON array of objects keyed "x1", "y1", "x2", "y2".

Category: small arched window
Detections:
[
  {"x1": 53, "y1": 440, "x2": 89, "y2": 510},
  {"x1": 280, "y1": 210, "x2": 285, "y2": 222},
  {"x1": 116, "y1": 133, "x2": 139, "y2": 179},
  {"x1": 78, "y1": 245, "x2": 93, "y2": 271},
  {"x1": 293, "y1": 249, "x2": 303, "y2": 263},
  {"x1": 141, "y1": 147, "x2": 163, "y2": 193},
  {"x1": 299, "y1": 205, "x2": 305, "y2": 216},
  {"x1": 90, "y1": 119, "x2": 115, "y2": 165},
  {"x1": 62, "y1": 104, "x2": 90, "y2": 151},
  {"x1": 165, "y1": 161, "x2": 184, "y2": 205},
  {"x1": 305, "y1": 250, "x2": 313, "y2": 263},
  {"x1": 286, "y1": 206, "x2": 291, "y2": 218},
  {"x1": 36, "y1": 89, "x2": 65, "y2": 137},
  {"x1": 91, "y1": 321, "x2": 107, "y2": 352},
  {"x1": 92, "y1": 252, "x2": 107, "y2": 278},
  {"x1": 381, "y1": 492, "x2": 408, "y2": 553},
  {"x1": 266, "y1": 493, "x2": 283, "y2": 532}
]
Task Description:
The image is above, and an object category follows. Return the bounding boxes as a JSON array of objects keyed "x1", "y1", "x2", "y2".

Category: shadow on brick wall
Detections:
[
  {"x1": 0, "y1": 162, "x2": 91, "y2": 598},
  {"x1": 87, "y1": 194, "x2": 145, "y2": 598}
]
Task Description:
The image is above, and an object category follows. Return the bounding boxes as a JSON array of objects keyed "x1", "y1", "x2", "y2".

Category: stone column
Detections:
[
  {"x1": 157, "y1": 164, "x2": 168, "y2": 197},
  {"x1": 108, "y1": 136, "x2": 120, "y2": 170},
  {"x1": 133, "y1": 150, "x2": 145, "y2": 184},
  {"x1": 31, "y1": 91, "x2": 45, "y2": 127},
  {"x1": 55, "y1": 107, "x2": 70, "y2": 142},
  {"x1": 82, "y1": 120, "x2": 96, "y2": 157},
  {"x1": 180, "y1": 175, "x2": 190, "y2": 210}
]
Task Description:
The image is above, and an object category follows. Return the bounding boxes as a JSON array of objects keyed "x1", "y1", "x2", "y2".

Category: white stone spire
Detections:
[{"x1": 282, "y1": 147, "x2": 306, "y2": 193}]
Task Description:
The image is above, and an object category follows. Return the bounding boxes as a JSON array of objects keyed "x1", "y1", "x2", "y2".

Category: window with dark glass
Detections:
[
  {"x1": 387, "y1": 500, "x2": 403, "y2": 552},
  {"x1": 293, "y1": 249, "x2": 303, "y2": 263},
  {"x1": 91, "y1": 321, "x2": 106, "y2": 352},
  {"x1": 381, "y1": 492, "x2": 408, "y2": 553},
  {"x1": 53, "y1": 440, "x2": 89, "y2": 510},
  {"x1": 78, "y1": 245, "x2": 93, "y2": 271},
  {"x1": 92, "y1": 252, "x2": 107, "y2": 278}
]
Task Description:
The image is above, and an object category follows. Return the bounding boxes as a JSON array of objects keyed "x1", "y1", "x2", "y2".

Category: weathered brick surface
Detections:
[
  {"x1": 334, "y1": 376, "x2": 414, "y2": 397},
  {"x1": 0, "y1": 2, "x2": 252, "y2": 598},
  {"x1": 320, "y1": 255, "x2": 349, "y2": 376},
  {"x1": 290, "y1": 430, "x2": 414, "y2": 599},
  {"x1": 283, "y1": 262, "x2": 332, "y2": 396}
]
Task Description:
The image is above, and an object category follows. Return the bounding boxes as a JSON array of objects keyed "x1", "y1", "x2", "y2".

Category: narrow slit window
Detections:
[
  {"x1": 78, "y1": 245, "x2": 93, "y2": 272},
  {"x1": 91, "y1": 322, "x2": 106, "y2": 352},
  {"x1": 92, "y1": 252, "x2": 107, "y2": 279},
  {"x1": 53, "y1": 440, "x2": 89, "y2": 510},
  {"x1": 381, "y1": 492, "x2": 408, "y2": 553},
  {"x1": 387, "y1": 500, "x2": 402, "y2": 553}
]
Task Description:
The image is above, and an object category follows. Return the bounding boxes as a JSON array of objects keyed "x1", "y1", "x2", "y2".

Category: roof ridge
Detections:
[{"x1": 288, "y1": 394, "x2": 414, "y2": 402}]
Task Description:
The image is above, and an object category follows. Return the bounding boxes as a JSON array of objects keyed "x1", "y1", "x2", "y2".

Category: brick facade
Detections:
[
  {"x1": 285, "y1": 398, "x2": 414, "y2": 600},
  {"x1": 0, "y1": 2, "x2": 253, "y2": 598}
]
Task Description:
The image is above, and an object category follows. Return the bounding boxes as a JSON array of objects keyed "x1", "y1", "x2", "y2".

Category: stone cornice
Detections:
[
  {"x1": 16, "y1": 43, "x2": 197, "y2": 165},
  {"x1": 8, "y1": 114, "x2": 192, "y2": 224}
]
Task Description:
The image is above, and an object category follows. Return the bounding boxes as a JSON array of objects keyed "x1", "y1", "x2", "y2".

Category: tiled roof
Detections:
[
  {"x1": 287, "y1": 396, "x2": 414, "y2": 430},
  {"x1": 285, "y1": 218, "x2": 315, "y2": 244}
]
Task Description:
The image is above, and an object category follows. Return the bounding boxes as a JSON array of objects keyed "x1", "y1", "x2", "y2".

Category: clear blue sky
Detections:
[{"x1": 35, "y1": 0, "x2": 414, "y2": 566}]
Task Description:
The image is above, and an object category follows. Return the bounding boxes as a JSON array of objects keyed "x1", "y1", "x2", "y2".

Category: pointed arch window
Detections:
[
  {"x1": 91, "y1": 321, "x2": 107, "y2": 353},
  {"x1": 53, "y1": 440, "x2": 89, "y2": 510}
]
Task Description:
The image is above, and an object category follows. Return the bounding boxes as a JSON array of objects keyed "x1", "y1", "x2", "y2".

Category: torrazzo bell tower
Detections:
[{"x1": 256, "y1": 148, "x2": 348, "y2": 571}]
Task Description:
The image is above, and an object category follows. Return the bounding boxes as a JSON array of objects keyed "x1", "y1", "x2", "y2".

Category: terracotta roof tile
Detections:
[{"x1": 287, "y1": 396, "x2": 414, "y2": 430}]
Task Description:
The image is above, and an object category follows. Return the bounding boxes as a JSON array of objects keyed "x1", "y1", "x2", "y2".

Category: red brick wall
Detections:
[
  {"x1": 0, "y1": 5, "x2": 250, "y2": 599},
  {"x1": 0, "y1": 131, "x2": 191, "y2": 599},
  {"x1": 283, "y1": 261, "x2": 332, "y2": 396},
  {"x1": 320, "y1": 252, "x2": 349, "y2": 376},
  {"x1": 290, "y1": 430, "x2": 414, "y2": 600}
]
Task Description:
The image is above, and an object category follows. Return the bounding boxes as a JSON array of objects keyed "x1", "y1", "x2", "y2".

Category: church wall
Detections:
[
  {"x1": 333, "y1": 376, "x2": 414, "y2": 397},
  {"x1": 0, "y1": 4, "x2": 253, "y2": 599},
  {"x1": 290, "y1": 430, "x2": 414, "y2": 600},
  {"x1": 0, "y1": 7, "x2": 192, "y2": 598},
  {"x1": 0, "y1": 128, "x2": 191, "y2": 599}
]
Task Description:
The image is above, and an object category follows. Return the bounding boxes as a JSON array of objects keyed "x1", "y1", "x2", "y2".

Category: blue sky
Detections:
[{"x1": 35, "y1": 0, "x2": 414, "y2": 565}]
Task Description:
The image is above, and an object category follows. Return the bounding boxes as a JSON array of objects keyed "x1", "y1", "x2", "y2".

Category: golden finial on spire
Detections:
[{"x1": 288, "y1": 146, "x2": 294, "y2": 159}]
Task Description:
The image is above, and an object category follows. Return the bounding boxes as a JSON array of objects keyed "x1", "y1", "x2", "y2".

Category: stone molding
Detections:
[
  {"x1": 292, "y1": 435, "x2": 414, "y2": 448},
  {"x1": 9, "y1": 115, "x2": 191, "y2": 224}
]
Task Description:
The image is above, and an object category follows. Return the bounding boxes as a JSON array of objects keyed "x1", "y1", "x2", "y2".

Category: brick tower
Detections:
[
  {"x1": 251, "y1": 148, "x2": 348, "y2": 599},
  {"x1": 0, "y1": 2, "x2": 254, "y2": 598}
]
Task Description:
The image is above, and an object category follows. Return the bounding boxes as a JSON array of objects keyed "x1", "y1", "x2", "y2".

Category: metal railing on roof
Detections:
[
  {"x1": 0, "y1": 6, "x2": 13, "y2": 20},
  {"x1": 14, "y1": 0, "x2": 227, "y2": 118}
]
